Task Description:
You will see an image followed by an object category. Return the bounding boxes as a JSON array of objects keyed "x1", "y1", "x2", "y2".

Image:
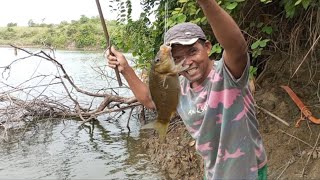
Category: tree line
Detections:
[{"x1": 0, "y1": 15, "x2": 125, "y2": 50}]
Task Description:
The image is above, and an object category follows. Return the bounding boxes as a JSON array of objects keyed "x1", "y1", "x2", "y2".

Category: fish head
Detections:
[{"x1": 151, "y1": 44, "x2": 175, "y2": 74}]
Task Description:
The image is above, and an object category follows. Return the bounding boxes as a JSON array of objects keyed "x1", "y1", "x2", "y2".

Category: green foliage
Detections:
[
  {"x1": 7, "y1": 23, "x2": 17, "y2": 27},
  {"x1": 109, "y1": 0, "x2": 132, "y2": 22},
  {"x1": 0, "y1": 27, "x2": 17, "y2": 40},
  {"x1": 249, "y1": 66, "x2": 258, "y2": 80},
  {"x1": 7, "y1": 27, "x2": 14, "y2": 32},
  {"x1": 119, "y1": 16, "x2": 155, "y2": 70},
  {"x1": 281, "y1": 0, "x2": 313, "y2": 18},
  {"x1": 251, "y1": 38, "x2": 270, "y2": 58},
  {"x1": 20, "y1": 31, "x2": 37, "y2": 38},
  {"x1": 28, "y1": 19, "x2": 36, "y2": 27},
  {"x1": 75, "y1": 24, "x2": 98, "y2": 48},
  {"x1": 79, "y1": 15, "x2": 90, "y2": 24},
  {"x1": 260, "y1": 0, "x2": 272, "y2": 4},
  {"x1": 261, "y1": 26, "x2": 273, "y2": 35},
  {"x1": 0, "y1": 16, "x2": 112, "y2": 49},
  {"x1": 209, "y1": 43, "x2": 222, "y2": 56}
]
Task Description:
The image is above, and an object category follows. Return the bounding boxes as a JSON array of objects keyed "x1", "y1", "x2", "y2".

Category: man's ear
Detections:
[{"x1": 204, "y1": 40, "x2": 212, "y2": 56}]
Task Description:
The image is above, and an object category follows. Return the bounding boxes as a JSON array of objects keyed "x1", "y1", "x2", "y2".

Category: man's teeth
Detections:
[{"x1": 187, "y1": 68, "x2": 197, "y2": 74}]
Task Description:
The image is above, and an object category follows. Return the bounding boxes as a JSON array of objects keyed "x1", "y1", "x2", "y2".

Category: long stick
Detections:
[
  {"x1": 95, "y1": 0, "x2": 122, "y2": 86},
  {"x1": 279, "y1": 129, "x2": 313, "y2": 148},
  {"x1": 255, "y1": 104, "x2": 290, "y2": 127},
  {"x1": 291, "y1": 34, "x2": 320, "y2": 78}
]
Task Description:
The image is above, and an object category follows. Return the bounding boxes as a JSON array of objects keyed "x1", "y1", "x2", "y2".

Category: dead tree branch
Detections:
[{"x1": 0, "y1": 45, "x2": 141, "y2": 136}]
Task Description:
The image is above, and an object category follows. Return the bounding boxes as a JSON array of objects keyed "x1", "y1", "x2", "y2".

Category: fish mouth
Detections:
[{"x1": 182, "y1": 66, "x2": 198, "y2": 74}]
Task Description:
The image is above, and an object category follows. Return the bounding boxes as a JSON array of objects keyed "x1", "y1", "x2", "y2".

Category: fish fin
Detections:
[
  {"x1": 162, "y1": 76, "x2": 169, "y2": 89},
  {"x1": 154, "y1": 120, "x2": 169, "y2": 143},
  {"x1": 140, "y1": 120, "x2": 169, "y2": 143}
]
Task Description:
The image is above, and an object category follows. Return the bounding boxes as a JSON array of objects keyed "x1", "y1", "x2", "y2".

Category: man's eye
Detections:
[{"x1": 188, "y1": 49, "x2": 197, "y2": 56}]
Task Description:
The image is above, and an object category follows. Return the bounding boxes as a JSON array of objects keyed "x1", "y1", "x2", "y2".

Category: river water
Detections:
[{"x1": 0, "y1": 47, "x2": 164, "y2": 179}]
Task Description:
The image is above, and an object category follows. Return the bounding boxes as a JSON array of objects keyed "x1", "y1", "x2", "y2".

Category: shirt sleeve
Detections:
[{"x1": 217, "y1": 53, "x2": 250, "y2": 88}]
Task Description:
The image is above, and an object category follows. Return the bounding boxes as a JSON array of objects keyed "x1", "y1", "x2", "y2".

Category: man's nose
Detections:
[{"x1": 183, "y1": 56, "x2": 193, "y2": 66}]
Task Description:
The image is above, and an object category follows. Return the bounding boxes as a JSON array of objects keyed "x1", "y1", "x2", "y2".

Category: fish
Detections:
[{"x1": 146, "y1": 44, "x2": 186, "y2": 142}]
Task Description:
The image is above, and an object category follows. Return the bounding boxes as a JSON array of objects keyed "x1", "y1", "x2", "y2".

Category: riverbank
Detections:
[{"x1": 142, "y1": 121, "x2": 204, "y2": 179}]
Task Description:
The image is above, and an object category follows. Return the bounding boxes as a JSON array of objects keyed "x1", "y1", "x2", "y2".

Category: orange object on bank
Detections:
[{"x1": 281, "y1": 85, "x2": 320, "y2": 127}]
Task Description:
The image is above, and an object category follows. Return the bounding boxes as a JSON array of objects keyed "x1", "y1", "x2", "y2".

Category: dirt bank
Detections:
[{"x1": 142, "y1": 52, "x2": 320, "y2": 179}]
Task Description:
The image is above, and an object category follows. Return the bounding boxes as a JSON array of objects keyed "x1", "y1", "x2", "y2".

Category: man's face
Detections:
[{"x1": 172, "y1": 40, "x2": 213, "y2": 87}]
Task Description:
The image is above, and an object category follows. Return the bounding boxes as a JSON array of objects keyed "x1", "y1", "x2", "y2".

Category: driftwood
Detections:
[{"x1": 0, "y1": 45, "x2": 142, "y2": 140}]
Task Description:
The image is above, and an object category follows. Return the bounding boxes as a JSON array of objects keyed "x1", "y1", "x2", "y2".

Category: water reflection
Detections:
[{"x1": 1, "y1": 119, "x2": 163, "y2": 179}]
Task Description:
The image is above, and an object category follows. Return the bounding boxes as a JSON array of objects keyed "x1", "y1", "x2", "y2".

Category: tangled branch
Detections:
[{"x1": 0, "y1": 45, "x2": 141, "y2": 138}]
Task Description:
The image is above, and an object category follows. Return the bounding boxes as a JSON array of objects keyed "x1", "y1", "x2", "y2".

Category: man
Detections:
[{"x1": 107, "y1": 0, "x2": 267, "y2": 179}]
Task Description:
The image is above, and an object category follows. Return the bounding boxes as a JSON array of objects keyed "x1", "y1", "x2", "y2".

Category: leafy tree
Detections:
[
  {"x1": 75, "y1": 24, "x2": 98, "y2": 48},
  {"x1": 60, "y1": 21, "x2": 69, "y2": 25},
  {"x1": 28, "y1": 19, "x2": 36, "y2": 27},
  {"x1": 109, "y1": 0, "x2": 318, "y2": 67},
  {"x1": 79, "y1": 15, "x2": 90, "y2": 24},
  {"x1": 1, "y1": 27, "x2": 17, "y2": 40},
  {"x1": 7, "y1": 22, "x2": 17, "y2": 27}
]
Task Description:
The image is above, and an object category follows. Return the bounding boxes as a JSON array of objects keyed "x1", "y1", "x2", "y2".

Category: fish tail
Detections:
[{"x1": 154, "y1": 120, "x2": 169, "y2": 143}]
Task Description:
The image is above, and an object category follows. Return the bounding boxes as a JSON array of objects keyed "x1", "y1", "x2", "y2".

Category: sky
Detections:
[{"x1": 0, "y1": 0, "x2": 143, "y2": 26}]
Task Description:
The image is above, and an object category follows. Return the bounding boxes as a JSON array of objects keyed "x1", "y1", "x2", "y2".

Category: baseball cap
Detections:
[{"x1": 164, "y1": 22, "x2": 206, "y2": 46}]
